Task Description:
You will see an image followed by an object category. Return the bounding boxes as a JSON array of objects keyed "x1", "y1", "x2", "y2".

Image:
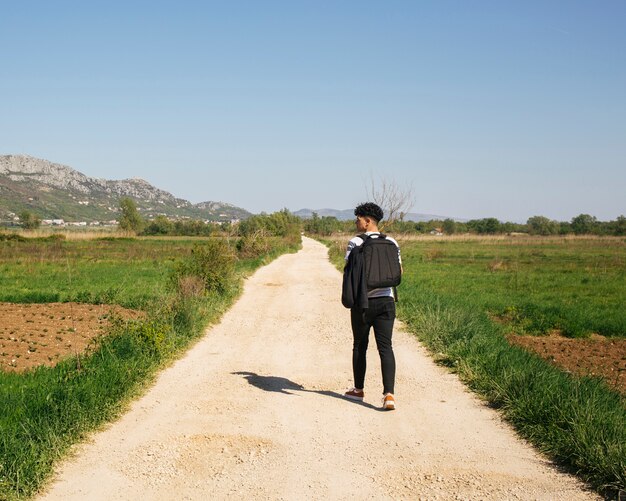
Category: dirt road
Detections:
[{"x1": 38, "y1": 237, "x2": 598, "y2": 500}]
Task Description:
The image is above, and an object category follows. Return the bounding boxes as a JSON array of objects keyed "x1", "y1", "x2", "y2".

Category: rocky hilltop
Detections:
[{"x1": 0, "y1": 155, "x2": 251, "y2": 223}]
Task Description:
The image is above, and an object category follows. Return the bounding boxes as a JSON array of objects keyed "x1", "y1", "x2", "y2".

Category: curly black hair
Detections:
[{"x1": 354, "y1": 202, "x2": 384, "y2": 222}]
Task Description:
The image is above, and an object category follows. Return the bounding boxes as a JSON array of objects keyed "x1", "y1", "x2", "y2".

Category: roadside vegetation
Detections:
[
  {"x1": 0, "y1": 210, "x2": 301, "y2": 500},
  {"x1": 323, "y1": 234, "x2": 625, "y2": 497}
]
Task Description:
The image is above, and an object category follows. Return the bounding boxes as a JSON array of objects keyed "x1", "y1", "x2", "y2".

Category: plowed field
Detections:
[
  {"x1": 507, "y1": 332, "x2": 626, "y2": 395},
  {"x1": 0, "y1": 302, "x2": 142, "y2": 372}
]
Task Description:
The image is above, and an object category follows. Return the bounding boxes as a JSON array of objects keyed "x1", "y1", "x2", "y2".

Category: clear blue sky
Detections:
[{"x1": 1, "y1": 1, "x2": 625, "y2": 221}]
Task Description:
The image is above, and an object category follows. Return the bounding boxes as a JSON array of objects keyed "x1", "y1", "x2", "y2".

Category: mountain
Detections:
[
  {"x1": 294, "y1": 208, "x2": 459, "y2": 222},
  {"x1": 0, "y1": 155, "x2": 251, "y2": 223}
]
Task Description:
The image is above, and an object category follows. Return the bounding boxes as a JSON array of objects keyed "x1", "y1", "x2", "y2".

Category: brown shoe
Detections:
[
  {"x1": 382, "y1": 393, "x2": 395, "y2": 410},
  {"x1": 344, "y1": 388, "x2": 364, "y2": 401}
]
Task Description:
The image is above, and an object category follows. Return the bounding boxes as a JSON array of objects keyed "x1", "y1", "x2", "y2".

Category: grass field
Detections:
[
  {"x1": 325, "y1": 234, "x2": 626, "y2": 497},
  {"x1": 0, "y1": 236, "x2": 208, "y2": 307},
  {"x1": 397, "y1": 235, "x2": 626, "y2": 338},
  {"x1": 0, "y1": 234, "x2": 299, "y2": 500}
]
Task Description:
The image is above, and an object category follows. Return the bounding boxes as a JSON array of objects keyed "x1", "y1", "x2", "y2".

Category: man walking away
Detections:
[{"x1": 343, "y1": 202, "x2": 401, "y2": 410}]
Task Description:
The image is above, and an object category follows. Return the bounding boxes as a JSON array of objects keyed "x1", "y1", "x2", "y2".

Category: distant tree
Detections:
[
  {"x1": 304, "y1": 213, "x2": 342, "y2": 235},
  {"x1": 527, "y1": 216, "x2": 559, "y2": 235},
  {"x1": 426, "y1": 219, "x2": 443, "y2": 231},
  {"x1": 305, "y1": 212, "x2": 321, "y2": 234},
  {"x1": 608, "y1": 215, "x2": 626, "y2": 236},
  {"x1": 616, "y1": 215, "x2": 626, "y2": 236},
  {"x1": 118, "y1": 197, "x2": 143, "y2": 232},
  {"x1": 558, "y1": 221, "x2": 572, "y2": 235},
  {"x1": 457, "y1": 221, "x2": 469, "y2": 233},
  {"x1": 386, "y1": 219, "x2": 416, "y2": 234},
  {"x1": 366, "y1": 174, "x2": 415, "y2": 226},
  {"x1": 571, "y1": 214, "x2": 597, "y2": 235},
  {"x1": 238, "y1": 209, "x2": 301, "y2": 240},
  {"x1": 484, "y1": 218, "x2": 502, "y2": 234},
  {"x1": 442, "y1": 218, "x2": 457, "y2": 234},
  {"x1": 467, "y1": 218, "x2": 502, "y2": 234},
  {"x1": 143, "y1": 215, "x2": 173, "y2": 235},
  {"x1": 19, "y1": 210, "x2": 41, "y2": 230}
]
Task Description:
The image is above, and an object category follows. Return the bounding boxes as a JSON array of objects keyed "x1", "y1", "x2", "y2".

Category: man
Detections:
[{"x1": 344, "y1": 202, "x2": 401, "y2": 410}]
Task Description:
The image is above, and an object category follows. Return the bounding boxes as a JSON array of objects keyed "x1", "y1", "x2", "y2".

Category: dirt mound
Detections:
[{"x1": 0, "y1": 302, "x2": 142, "y2": 373}]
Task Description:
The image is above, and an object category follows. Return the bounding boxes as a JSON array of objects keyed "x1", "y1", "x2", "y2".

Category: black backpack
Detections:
[{"x1": 357, "y1": 233, "x2": 402, "y2": 290}]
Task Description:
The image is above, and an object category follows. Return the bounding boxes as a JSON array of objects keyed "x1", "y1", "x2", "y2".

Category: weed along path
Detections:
[{"x1": 38, "y1": 237, "x2": 599, "y2": 500}]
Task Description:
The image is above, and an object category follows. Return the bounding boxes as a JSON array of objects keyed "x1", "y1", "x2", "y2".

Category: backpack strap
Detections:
[{"x1": 358, "y1": 232, "x2": 386, "y2": 241}]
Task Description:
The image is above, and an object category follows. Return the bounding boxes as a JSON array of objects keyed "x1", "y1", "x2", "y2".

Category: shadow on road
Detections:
[{"x1": 232, "y1": 371, "x2": 383, "y2": 411}]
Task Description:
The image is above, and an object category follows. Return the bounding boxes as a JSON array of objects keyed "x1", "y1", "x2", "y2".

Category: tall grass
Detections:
[
  {"x1": 0, "y1": 234, "x2": 300, "y2": 500},
  {"x1": 398, "y1": 296, "x2": 625, "y2": 495},
  {"x1": 323, "y1": 234, "x2": 626, "y2": 497}
]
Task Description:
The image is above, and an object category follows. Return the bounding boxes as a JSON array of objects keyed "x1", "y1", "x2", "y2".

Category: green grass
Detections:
[
  {"x1": 399, "y1": 236, "x2": 626, "y2": 338},
  {"x1": 0, "y1": 235, "x2": 301, "y2": 500},
  {"x1": 0, "y1": 237, "x2": 200, "y2": 308},
  {"x1": 397, "y1": 296, "x2": 626, "y2": 496},
  {"x1": 324, "y1": 234, "x2": 626, "y2": 497}
]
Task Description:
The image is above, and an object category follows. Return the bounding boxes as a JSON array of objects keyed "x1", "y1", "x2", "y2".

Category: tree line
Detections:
[
  {"x1": 303, "y1": 212, "x2": 626, "y2": 236},
  {"x1": 13, "y1": 199, "x2": 626, "y2": 237},
  {"x1": 14, "y1": 199, "x2": 302, "y2": 240}
]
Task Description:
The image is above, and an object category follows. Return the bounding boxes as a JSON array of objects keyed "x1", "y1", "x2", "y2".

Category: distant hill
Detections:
[
  {"x1": 0, "y1": 155, "x2": 251, "y2": 223},
  {"x1": 294, "y1": 208, "x2": 458, "y2": 222}
]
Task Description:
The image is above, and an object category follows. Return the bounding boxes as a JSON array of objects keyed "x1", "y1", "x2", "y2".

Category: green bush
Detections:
[
  {"x1": 119, "y1": 318, "x2": 173, "y2": 356},
  {"x1": 237, "y1": 209, "x2": 301, "y2": 239},
  {"x1": 0, "y1": 233, "x2": 27, "y2": 242},
  {"x1": 170, "y1": 239, "x2": 236, "y2": 296},
  {"x1": 43, "y1": 233, "x2": 66, "y2": 242},
  {"x1": 236, "y1": 231, "x2": 271, "y2": 258}
]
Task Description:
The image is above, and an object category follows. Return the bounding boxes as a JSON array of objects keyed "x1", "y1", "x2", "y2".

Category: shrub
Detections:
[
  {"x1": 43, "y1": 233, "x2": 66, "y2": 242},
  {"x1": 0, "y1": 233, "x2": 27, "y2": 242},
  {"x1": 176, "y1": 275, "x2": 206, "y2": 299},
  {"x1": 19, "y1": 210, "x2": 41, "y2": 230},
  {"x1": 170, "y1": 239, "x2": 236, "y2": 296},
  {"x1": 237, "y1": 209, "x2": 301, "y2": 239},
  {"x1": 118, "y1": 318, "x2": 172, "y2": 356},
  {"x1": 236, "y1": 230, "x2": 271, "y2": 258},
  {"x1": 118, "y1": 197, "x2": 144, "y2": 233}
]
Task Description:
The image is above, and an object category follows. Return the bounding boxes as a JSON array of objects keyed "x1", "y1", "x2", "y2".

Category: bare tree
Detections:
[{"x1": 365, "y1": 174, "x2": 415, "y2": 227}]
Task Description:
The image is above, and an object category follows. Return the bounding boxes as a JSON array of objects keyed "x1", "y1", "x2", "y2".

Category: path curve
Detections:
[{"x1": 39, "y1": 237, "x2": 598, "y2": 500}]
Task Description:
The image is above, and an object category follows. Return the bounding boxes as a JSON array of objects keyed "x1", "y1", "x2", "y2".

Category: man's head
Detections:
[
  {"x1": 354, "y1": 202, "x2": 383, "y2": 232},
  {"x1": 354, "y1": 202, "x2": 384, "y2": 223}
]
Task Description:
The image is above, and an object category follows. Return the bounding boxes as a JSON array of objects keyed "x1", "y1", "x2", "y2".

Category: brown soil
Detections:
[
  {"x1": 507, "y1": 332, "x2": 626, "y2": 395},
  {"x1": 0, "y1": 302, "x2": 142, "y2": 373}
]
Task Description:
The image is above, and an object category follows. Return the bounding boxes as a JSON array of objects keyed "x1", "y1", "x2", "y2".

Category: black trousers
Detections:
[{"x1": 350, "y1": 296, "x2": 396, "y2": 394}]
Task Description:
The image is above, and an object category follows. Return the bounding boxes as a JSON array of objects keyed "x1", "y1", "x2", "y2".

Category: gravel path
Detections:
[{"x1": 38, "y1": 237, "x2": 599, "y2": 500}]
